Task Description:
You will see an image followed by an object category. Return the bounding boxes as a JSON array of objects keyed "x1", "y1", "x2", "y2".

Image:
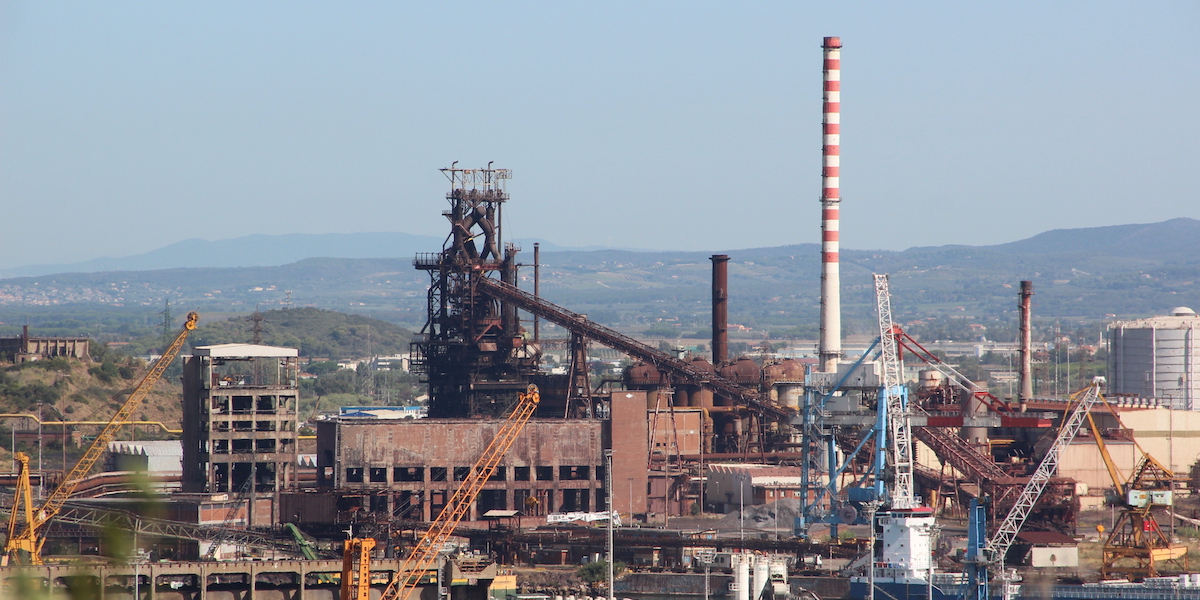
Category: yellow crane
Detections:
[
  {"x1": 342, "y1": 384, "x2": 541, "y2": 600},
  {"x1": 4, "y1": 311, "x2": 199, "y2": 565},
  {"x1": 1086, "y1": 394, "x2": 1188, "y2": 580}
]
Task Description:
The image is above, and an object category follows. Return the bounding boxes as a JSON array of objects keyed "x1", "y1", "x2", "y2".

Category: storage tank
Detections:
[{"x1": 1107, "y1": 307, "x2": 1200, "y2": 410}]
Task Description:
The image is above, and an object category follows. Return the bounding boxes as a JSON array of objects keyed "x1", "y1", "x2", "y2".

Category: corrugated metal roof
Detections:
[
  {"x1": 193, "y1": 343, "x2": 298, "y2": 358},
  {"x1": 107, "y1": 440, "x2": 182, "y2": 457}
]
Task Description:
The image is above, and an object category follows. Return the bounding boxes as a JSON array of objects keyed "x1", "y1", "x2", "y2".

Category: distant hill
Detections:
[
  {"x1": 0, "y1": 232, "x2": 631, "y2": 279},
  {"x1": 0, "y1": 232, "x2": 445, "y2": 278},
  {"x1": 1, "y1": 218, "x2": 1198, "y2": 333}
]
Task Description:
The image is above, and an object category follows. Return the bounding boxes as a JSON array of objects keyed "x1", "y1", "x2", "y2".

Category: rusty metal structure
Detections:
[{"x1": 409, "y1": 164, "x2": 545, "y2": 418}]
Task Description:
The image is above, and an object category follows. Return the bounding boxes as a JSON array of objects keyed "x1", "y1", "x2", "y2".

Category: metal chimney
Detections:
[
  {"x1": 1018, "y1": 281, "x2": 1034, "y2": 411},
  {"x1": 711, "y1": 254, "x2": 730, "y2": 365},
  {"x1": 818, "y1": 36, "x2": 842, "y2": 373}
]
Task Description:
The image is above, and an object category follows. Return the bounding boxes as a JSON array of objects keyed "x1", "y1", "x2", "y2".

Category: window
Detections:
[
  {"x1": 489, "y1": 467, "x2": 506, "y2": 482},
  {"x1": 213, "y1": 440, "x2": 229, "y2": 454},
  {"x1": 232, "y1": 439, "x2": 252, "y2": 453},
  {"x1": 346, "y1": 468, "x2": 364, "y2": 483},
  {"x1": 232, "y1": 396, "x2": 253, "y2": 413},
  {"x1": 394, "y1": 467, "x2": 424, "y2": 482},
  {"x1": 560, "y1": 466, "x2": 590, "y2": 480},
  {"x1": 256, "y1": 439, "x2": 276, "y2": 453},
  {"x1": 454, "y1": 467, "x2": 470, "y2": 481},
  {"x1": 430, "y1": 467, "x2": 448, "y2": 482},
  {"x1": 536, "y1": 466, "x2": 554, "y2": 481},
  {"x1": 514, "y1": 466, "x2": 530, "y2": 481},
  {"x1": 370, "y1": 468, "x2": 388, "y2": 483},
  {"x1": 256, "y1": 396, "x2": 277, "y2": 413}
]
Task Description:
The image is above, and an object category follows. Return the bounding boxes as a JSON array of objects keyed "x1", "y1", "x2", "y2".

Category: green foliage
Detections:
[
  {"x1": 189, "y1": 307, "x2": 415, "y2": 359},
  {"x1": 577, "y1": 560, "x2": 625, "y2": 584},
  {"x1": 88, "y1": 360, "x2": 120, "y2": 383},
  {"x1": 0, "y1": 380, "x2": 61, "y2": 411},
  {"x1": 306, "y1": 360, "x2": 340, "y2": 375}
]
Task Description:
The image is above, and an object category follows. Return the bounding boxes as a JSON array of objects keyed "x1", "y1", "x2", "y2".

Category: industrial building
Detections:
[
  {"x1": 0, "y1": 324, "x2": 90, "y2": 362},
  {"x1": 181, "y1": 343, "x2": 301, "y2": 527}
]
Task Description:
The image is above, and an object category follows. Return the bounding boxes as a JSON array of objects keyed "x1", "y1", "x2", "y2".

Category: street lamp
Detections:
[{"x1": 863, "y1": 500, "x2": 882, "y2": 600}]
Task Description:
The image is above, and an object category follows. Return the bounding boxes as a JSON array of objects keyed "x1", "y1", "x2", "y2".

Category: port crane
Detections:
[
  {"x1": 1086, "y1": 397, "x2": 1187, "y2": 580},
  {"x1": 959, "y1": 381, "x2": 1105, "y2": 600},
  {"x1": 342, "y1": 384, "x2": 541, "y2": 600},
  {"x1": 4, "y1": 311, "x2": 199, "y2": 566}
]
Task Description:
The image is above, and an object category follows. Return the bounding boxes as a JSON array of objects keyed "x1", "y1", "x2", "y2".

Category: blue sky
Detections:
[{"x1": 1, "y1": 2, "x2": 1197, "y2": 269}]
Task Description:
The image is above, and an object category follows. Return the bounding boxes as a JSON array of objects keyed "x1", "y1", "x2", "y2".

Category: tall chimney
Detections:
[
  {"x1": 818, "y1": 36, "x2": 842, "y2": 373},
  {"x1": 1018, "y1": 281, "x2": 1034, "y2": 410},
  {"x1": 711, "y1": 254, "x2": 730, "y2": 365}
]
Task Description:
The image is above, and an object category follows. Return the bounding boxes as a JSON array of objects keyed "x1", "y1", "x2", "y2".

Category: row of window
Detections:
[
  {"x1": 208, "y1": 394, "x2": 295, "y2": 415},
  {"x1": 343, "y1": 487, "x2": 605, "y2": 515},
  {"x1": 210, "y1": 438, "x2": 295, "y2": 454},
  {"x1": 344, "y1": 464, "x2": 604, "y2": 484},
  {"x1": 204, "y1": 420, "x2": 295, "y2": 433}
]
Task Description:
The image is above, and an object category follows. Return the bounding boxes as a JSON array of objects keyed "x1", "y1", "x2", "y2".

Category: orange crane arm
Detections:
[
  {"x1": 4, "y1": 311, "x2": 199, "y2": 565},
  {"x1": 374, "y1": 384, "x2": 541, "y2": 600},
  {"x1": 1086, "y1": 411, "x2": 1127, "y2": 493}
]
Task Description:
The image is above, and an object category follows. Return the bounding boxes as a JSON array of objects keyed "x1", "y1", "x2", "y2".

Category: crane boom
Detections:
[
  {"x1": 374, "y1": 384, "x2": 541, "y2": 600},
  {"x1": 985, "y1": 382, "x2": 1102, "y2": 562},
  {"x1": 874, "y1": 274, "x2": 915, "y2": 508},
  {"x1": 4, "y1": 311, "x2": 199, "y2": 565}
]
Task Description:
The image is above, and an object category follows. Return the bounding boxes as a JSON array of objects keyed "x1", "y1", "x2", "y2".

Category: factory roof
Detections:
[
  {"x1": 107, "y1": 440, "x2": 182, "y2": 457},
  {"x1": 1111, "y1": 308, "x2": 1200, "y2": 329},
  {"x1": 1017, "y1": 531, "x2": 1077, "y2": 546},
  {"x1": 193, "y1": 343, "x2": 298, "y2": 358}
]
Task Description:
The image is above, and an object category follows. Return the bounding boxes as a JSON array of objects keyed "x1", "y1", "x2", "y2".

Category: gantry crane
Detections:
[
  {"x1": 341, "y1": 384, "x2": 541, "y2": 600},
  {"x1": 3, "y1": 311, "x2": 199, "y2": 565},
  {"x1": 1086, "y1": 397, "x2": 1187, "y2": 580}
]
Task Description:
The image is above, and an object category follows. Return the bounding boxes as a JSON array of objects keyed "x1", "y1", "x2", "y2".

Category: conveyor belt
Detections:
[{"x1": 476, "y1": 277, "x2": 791, "y2": 419}]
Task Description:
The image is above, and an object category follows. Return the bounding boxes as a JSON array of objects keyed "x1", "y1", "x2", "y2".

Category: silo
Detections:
[{"x1": 1108, "y1": 307, "x2": 1200, "y2": 410}]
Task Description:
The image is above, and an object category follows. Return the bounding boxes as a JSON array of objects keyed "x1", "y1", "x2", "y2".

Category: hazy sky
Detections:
[{"x1": 2, "y1": 2, "x2": 1197, "y2": 269}]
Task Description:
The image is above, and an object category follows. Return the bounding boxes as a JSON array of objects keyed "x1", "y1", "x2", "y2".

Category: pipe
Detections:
[
  {"x1": 711, "y1": 254, "x2": 730, "y2": 365},
  {"x1": 1018, "y1": 281, "x2": 1034, "y2": 410},
  {"x1": 0, "y1": 414, "x2": 182, "y2": 434},
  {"x1": 818, "y1": 36, "x2": 842, "y2": 373}
]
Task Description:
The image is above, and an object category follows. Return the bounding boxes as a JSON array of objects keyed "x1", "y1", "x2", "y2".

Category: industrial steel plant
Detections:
[{"x1": 2, "y1": 36, "x2": 1200, "y2": 600}]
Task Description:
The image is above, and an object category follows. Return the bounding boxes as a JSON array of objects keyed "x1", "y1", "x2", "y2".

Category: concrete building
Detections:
[
  {"x1": 181, "y1": 343, "x2": 300, "y2": 526},
  {"x1": 704, "y1": 463, "x2": 803, "y2": 513},
  {"x1": 311, "y1": 390, "x2": 651, "y2": 524},
  {"x1": 1108, "y1": 307, "x2": 1200, "y2": 410},
  {"x1": 0, "y1": 325, "x2": 89, "y2": 362}
]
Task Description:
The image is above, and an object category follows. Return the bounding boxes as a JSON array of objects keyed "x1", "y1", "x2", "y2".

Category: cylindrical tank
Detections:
[
  {"x1": 735, "y1": 553, "x2": 751, "y2": 600},
  {"x1": 1108, "y1": 308, "x2": 1200, "y2": 409},
  {"x1": 752, "y1": 555, "x2": 770, "y2": 600},
  {"x1": 918, "y1": 369, "x2": 944, "y2": 391},
  {"x1": 775, "y1": 383, "x2": 804, "y2": 409}
]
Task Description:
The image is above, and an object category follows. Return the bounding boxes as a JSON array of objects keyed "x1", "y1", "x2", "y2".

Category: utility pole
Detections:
[{"x1": 605, "y1": 449, "x2": 615, "y2": 600}]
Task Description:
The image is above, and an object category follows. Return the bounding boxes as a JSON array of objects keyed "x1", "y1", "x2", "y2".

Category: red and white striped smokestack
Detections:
[{"x1": 818, "y1": 36, "x2": 842, "y2": 373}]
